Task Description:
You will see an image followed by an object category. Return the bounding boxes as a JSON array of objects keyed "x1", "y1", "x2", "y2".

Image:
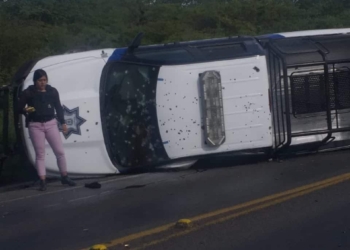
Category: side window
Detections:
[
  {"x1": 135, "y1": 49, "x2": 194, "y2": 64},
  {"x1": 198, "y1": 43, "x2": 247, "y2": 60}
]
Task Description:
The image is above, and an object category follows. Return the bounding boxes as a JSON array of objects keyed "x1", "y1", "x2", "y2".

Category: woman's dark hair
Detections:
[{"x1": 33, "y1": 69, "x2": 48, "y2": 83}]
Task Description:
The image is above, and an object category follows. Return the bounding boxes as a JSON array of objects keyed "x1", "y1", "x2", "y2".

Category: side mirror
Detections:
[{"x1": 128, "y1": 32, "x2": 144, "y2": 53}]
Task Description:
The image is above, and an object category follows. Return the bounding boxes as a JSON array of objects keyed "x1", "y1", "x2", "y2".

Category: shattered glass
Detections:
[{"x1": 103, "y1": 63, "x2": 168, "y2": 168}]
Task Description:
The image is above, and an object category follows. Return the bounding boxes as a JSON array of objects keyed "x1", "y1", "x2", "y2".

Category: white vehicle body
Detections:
[
  {"x1": 15, "y1": 28, "x2": 350, "y2": 175},
  {"x1": 20, "y1": 49, "x2": 119, "y2": 175}
]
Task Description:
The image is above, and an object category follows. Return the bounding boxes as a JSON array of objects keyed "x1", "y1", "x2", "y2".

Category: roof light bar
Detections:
[{"x1": 199, "y1": 70, "x2": 226, "y2": 147}]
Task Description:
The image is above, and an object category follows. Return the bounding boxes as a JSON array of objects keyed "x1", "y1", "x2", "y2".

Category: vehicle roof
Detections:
[
  {"x1": 267, "y1": 33, "x2": 350, "y2": 66},
  {"x1": 109, "y1": 36, "x2": 265, "y2": 65},
  {"x1": 257, "y1": 28, "x2": 350, "y2": 39}
]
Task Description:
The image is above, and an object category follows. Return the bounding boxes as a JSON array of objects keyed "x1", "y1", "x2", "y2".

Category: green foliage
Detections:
[
  {"x1": 0, "y1": 0, "x2": 349, "y2": 143},
  {"x1": 0, "y1": 0, "x2": 350, "y2": 149},
  {"x1": 0, "y1": 0, "x2": 349, "y2": 181},
  {"x1": 1, "y1": 0, "x2": 350, "y2": 87}
]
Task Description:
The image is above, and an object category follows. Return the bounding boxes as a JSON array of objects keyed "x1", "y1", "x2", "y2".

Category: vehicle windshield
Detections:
[{"x1": 101, "y1": 62, "x2": 169, "y2": 169}]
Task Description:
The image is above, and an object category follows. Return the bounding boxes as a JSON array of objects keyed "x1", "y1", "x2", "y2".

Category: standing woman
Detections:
[{"x1": 18, "y1": 69, "x2": 76, "y2": 191}]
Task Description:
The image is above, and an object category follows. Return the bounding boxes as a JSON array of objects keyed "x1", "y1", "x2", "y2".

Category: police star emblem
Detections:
[{"x1": 57, "y1": 105, "x2": 87, "y2": 139}]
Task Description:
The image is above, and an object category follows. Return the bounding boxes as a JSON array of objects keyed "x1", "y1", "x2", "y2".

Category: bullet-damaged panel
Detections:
[{"x1": 156, "y1": 56, "x2": 273, "y2": 160}]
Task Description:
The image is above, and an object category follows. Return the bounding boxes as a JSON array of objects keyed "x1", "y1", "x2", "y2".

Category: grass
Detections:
[
  {"x1": 0, "y1": 154, "x2": 37, "y2": 187},
  {"x1": 0, "y1": 91, "x2": 16, "y2": 152},
  {"x1": 0, "y1": 91, "x2": 36, "y2": 187}
]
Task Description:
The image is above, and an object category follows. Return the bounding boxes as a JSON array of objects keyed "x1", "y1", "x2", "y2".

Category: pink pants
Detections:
[{"x1": 28, "y1": 119, "x2": 67, "y2": 177}]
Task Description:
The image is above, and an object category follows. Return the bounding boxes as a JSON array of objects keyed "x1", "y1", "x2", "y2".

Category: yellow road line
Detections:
[
  {"x1": 134, "y1": 175, "x2": 350, "y2": 250},
  {"x1": 81, "y1": 172, "x2": 350, "y2": 250},
  {"x1": 190, "y1": 173, "x2": 350, "y2": 222}
]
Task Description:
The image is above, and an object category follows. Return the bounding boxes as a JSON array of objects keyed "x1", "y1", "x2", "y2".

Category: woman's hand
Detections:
[
  {"x1": 25, "y1": 106, "x2": 35, "y2": 113},
  {"x1": 62, "y1": 124, "x2": 68, "y2": 134}
]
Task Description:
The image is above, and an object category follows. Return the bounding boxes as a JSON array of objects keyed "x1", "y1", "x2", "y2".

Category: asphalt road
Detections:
[{"x1": 1, "y1": 150, "x2": 350, "y2": 250}]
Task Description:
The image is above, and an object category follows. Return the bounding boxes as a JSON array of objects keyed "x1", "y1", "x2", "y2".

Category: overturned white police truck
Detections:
[{"x1": 5, "y1": 28, "x2": 350, "y2": 176}]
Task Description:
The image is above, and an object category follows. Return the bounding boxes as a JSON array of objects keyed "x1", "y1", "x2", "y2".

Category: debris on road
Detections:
[{"x1": 85, "y1": 182, "x2": 102, "y2": 189}]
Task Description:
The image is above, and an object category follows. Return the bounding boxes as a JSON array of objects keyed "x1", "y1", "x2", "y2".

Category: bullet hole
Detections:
[
  {"x1": 166, "y1": 130, "x2": 168, "y2": 133},
  {"x1": 95, "y1": 122, "x2": 98, "y2": 125},
  {"x1": 86, "y1": 129, "x2": 89, "y2": 132},
  {"x1": 183, "y1": 96, "x2": 186, "y2": 99},
  {"x1": 253, "y1": 66, "x2": 260, "y2": 72},
  {"x1": 74, "y1": 141, "x2": 77, "y2": 143},
  {"x1": 176, "y1": 106, "x2": 178, "y2": 108},
  {"x1": 87, "y1": 110, "x2": 90, "y2": 113},
  {"x1": 169, "y1": 108, "x2": 172, "y2": 110}
]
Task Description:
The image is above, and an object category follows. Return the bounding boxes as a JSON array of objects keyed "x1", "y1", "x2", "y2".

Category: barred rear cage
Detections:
[
  {"x1": 266, "y1": 34, "x2": 350, "y2": 153},
  {"x1": 290, "y1": 68, "x2": 350, "y2": 116}
]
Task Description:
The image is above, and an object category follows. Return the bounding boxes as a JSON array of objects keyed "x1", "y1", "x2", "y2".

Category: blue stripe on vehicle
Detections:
[
  {"x1": 257, "y1": 33, "x2": 285, "y2": 39},
  {"x1": 158, "y1": 78, "x2": 164, "y2": 81},
  {"x1": 108, "y1": 48, "x2": 128, "y2": 62},
  {"x1": 267, "y1": 34, "x2": 285, "y2": 39}
]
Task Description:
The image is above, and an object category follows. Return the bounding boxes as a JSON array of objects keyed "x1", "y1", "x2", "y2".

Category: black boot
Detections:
[
  {"x1": 39, "y1": 180, "x2": 47, "y2": 191},
  {"x1": 61, "y1": 175, "x2": 76, "y2": 186}
]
